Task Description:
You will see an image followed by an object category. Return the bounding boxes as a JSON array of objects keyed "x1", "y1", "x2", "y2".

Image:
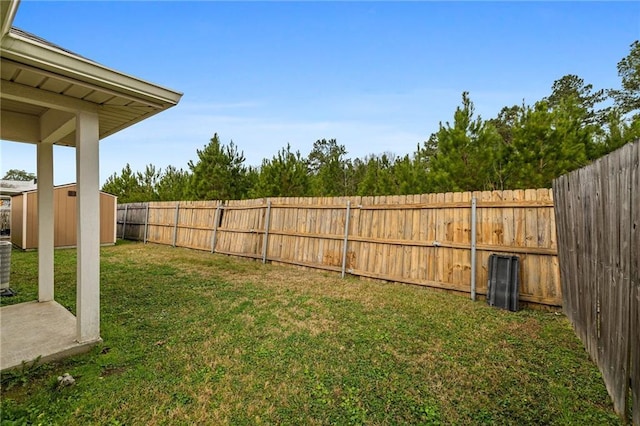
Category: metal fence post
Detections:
[
  {"x1": 470, "y1": 197, "x2": 477, "y2": 301},
  {"x1": 211, "y1": 203, "x2": 221, "y2": 253},
  {"x1": 172, "y1": 202, "x2": 180, "y2": 247},
  {"x1": 143, "y1": 203, "x2": 149, "y2": 244},
  {"x1": 341, "y1": 200, "x2": 351, "y2": 278},
  {"x1": 121, "y1": 204, "x2": 128, "y2": 240},
  {"x1": 262, "y1": 200, "x2": 272, "y2": 263}
]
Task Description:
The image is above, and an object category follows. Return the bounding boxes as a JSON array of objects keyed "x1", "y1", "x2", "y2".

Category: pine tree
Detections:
[
  {"x1": 136, "y1": 164, "x2": 161, "y2": 201},
  {"x1": 308, "y1": 139, "x2": 349, "y2": 196},
  {"x1": 428, "y1": 92, "x2": 503, "y2": 192},
  {"x1": 156, "y1": 166, "x2": 191, "y2": 201},
  {"x1": 507, "y1": 99, "x2": 589, "y2": 188},
  {"x1": 546, "y1": 74, "x2": 606, "y2": 126},
  {"x1": 250, "y1": 144, "x2": 310, "y2": 197},
  {"x1": 609, "y1": 40, "x2": 640, "y2": 117},
  {"x1": 187, "y1": 134, "x2": 250, "y2": 200},
  {"x1": 102, "y1": 163, "x2": 145, "y2": 202},
  {"x1": 357, "y1": 154, "x2": 396, "y2": 196}
]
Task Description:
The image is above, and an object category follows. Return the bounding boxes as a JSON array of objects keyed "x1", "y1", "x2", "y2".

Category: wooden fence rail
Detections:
[
  {"x1": 117, "y1": 189, "x2": 561, "y2": 307},
  {"x1": 553, "y1": 141, "x2": 639, "y2": 424}
]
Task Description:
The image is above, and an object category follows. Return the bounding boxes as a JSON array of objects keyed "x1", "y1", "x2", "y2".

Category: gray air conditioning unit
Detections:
[{"x1": 0, "y1": 241, "x2": 16, "y2": 297}]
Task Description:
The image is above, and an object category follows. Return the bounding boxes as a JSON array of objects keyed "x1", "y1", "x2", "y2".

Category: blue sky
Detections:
[{"x1": 2, "y1": 1, "x2": 639, "y2": 185}]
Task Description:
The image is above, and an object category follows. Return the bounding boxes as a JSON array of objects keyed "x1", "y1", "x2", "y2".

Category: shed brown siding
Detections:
[
  {"x1": 25, "y1": 193, "x2": 37, "y2": 249},
  {"x1": 10, "y1": 193, "x2": 24, "y2": 248},
  {"x1": 10, "y1": 184, "x2": 116, "y2": 249}
]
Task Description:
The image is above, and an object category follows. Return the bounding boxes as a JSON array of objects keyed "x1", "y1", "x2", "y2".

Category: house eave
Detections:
[{"x1": 2, "y1": 29, "x2": 183, "y2": 108}]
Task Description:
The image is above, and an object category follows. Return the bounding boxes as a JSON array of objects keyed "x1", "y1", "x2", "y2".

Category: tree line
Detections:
[{"x1": 103, "y1": 41, "x2": 640, "y2": 203}]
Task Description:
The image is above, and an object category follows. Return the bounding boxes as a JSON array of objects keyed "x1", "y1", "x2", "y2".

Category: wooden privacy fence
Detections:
[
  {"x1": 553, "y1": 141, "x2": 639, "y2": 424},
  {"x1": 117, "y1": 189, "x2": 561, "y2": 307}
]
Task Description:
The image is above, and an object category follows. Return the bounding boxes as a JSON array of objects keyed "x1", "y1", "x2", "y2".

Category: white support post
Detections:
[
  {"x1": 37, "y1": 141, "x2": 54, "y2": 302},
  {"x1": 75, "y1": 110, "x2": 101, "y2": 343}
]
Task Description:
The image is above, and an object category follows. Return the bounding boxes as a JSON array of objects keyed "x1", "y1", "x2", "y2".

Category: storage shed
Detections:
[{"x1": 11, "y1": 184, "x2": 116, "y2": 249}]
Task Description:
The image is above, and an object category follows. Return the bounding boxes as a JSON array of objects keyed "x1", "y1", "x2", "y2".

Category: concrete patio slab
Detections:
[{"x1": 0, "y1": 301, "x2": 101, "y2": 372}]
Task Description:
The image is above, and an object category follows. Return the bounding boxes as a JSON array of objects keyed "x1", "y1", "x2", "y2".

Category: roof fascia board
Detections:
[
  {"x1": 0, "y1": 0, "x2": 20, "y2": 39},
  {"x1": 2, "y1": 31, "x2": 182, "y2": 107}
]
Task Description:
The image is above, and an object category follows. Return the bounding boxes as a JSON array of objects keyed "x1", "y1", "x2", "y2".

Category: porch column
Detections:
[
  {"x1": 75, "y1": 110, "x2": 100, "y2": 343},
  {"x1": 37, "y1": 141, "x2": 54, "y2": 301}
]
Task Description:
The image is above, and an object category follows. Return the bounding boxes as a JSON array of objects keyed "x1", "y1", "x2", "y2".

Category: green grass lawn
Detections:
[{"x1": 0, "y1": 241, "x2": 621, "y2": 425}]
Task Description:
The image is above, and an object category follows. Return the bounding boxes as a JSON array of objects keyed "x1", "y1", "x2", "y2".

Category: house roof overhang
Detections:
[{"x1": 0, "y1": 0, "x2": 182, "y2": 146}]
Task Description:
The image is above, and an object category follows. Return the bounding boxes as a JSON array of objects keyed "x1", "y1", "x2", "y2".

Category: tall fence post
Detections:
[
  {"x1": 172, "y1": 202, "x2": 180, "y2": 248},
  {"x1": 262, "y1": 200, "x2": 272, "y2": 263},
  {"x1": 143, "y1": 203, "x2": 149, "y2": 244},
  {"x1": 211, "y1": 203, "x2": 221, "y2": 253},
  {"x1": 470, "y1": 197, "x2": 477, "y2": 301},
  {"x1": 121, "y1": 204, "x2": 128, "y2": 240},
  {"x1": 341, "y1": 200, "x2": 352, "y2": 278}
]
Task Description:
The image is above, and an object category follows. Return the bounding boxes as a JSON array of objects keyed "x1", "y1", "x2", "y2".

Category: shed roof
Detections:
[
  {"x1": 0, "y1": 179, "x2": 37, "y2": 195},
  {"x1": 13, "y1": 182, "x2": 117, "y2": 198}
]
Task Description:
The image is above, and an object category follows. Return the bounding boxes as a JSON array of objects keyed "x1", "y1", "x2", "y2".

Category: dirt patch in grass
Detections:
[{"x1": 100, "y1": 366, "x2": 127, "y2": 378}]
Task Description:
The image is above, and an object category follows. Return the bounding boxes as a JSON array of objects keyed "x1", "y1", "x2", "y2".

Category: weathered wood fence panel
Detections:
[
  {"x1": 633, "y1": 140, "x2": 640, "y2": 426},
  {"x1": 553, "y1": 141, "x2": 639, "y2": 423},
  {"x1": 117, "y1": 188, "x2": 560, "y2": 307}
]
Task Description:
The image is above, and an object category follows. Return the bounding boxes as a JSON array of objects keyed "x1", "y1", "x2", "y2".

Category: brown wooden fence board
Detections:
[
  {"x1": 118, "y1": 188, "x2": 561, "y2": 307},
  {"x1": 553, "y1": 140, "x2": 639, "y2": 423}
]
